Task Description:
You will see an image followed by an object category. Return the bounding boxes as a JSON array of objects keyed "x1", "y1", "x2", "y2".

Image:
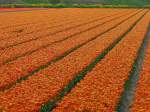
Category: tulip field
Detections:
[{"x1": 0, "y1": 8, "x2": 150, "y2": 112}]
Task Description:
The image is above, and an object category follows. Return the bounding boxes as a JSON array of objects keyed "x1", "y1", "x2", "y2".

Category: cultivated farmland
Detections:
[{"x1": 0, "y1": 8, "x2": 150, "y2": 112}]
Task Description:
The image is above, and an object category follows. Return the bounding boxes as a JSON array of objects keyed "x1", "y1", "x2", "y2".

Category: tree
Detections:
[{"x1": 48, "y1": 0, "x2": 61, "y2": 4}]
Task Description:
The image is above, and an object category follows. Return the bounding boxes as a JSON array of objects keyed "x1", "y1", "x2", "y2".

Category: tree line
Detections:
[{"x1": 0, "y1": 0, "x2": 149, "y2": 5}]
